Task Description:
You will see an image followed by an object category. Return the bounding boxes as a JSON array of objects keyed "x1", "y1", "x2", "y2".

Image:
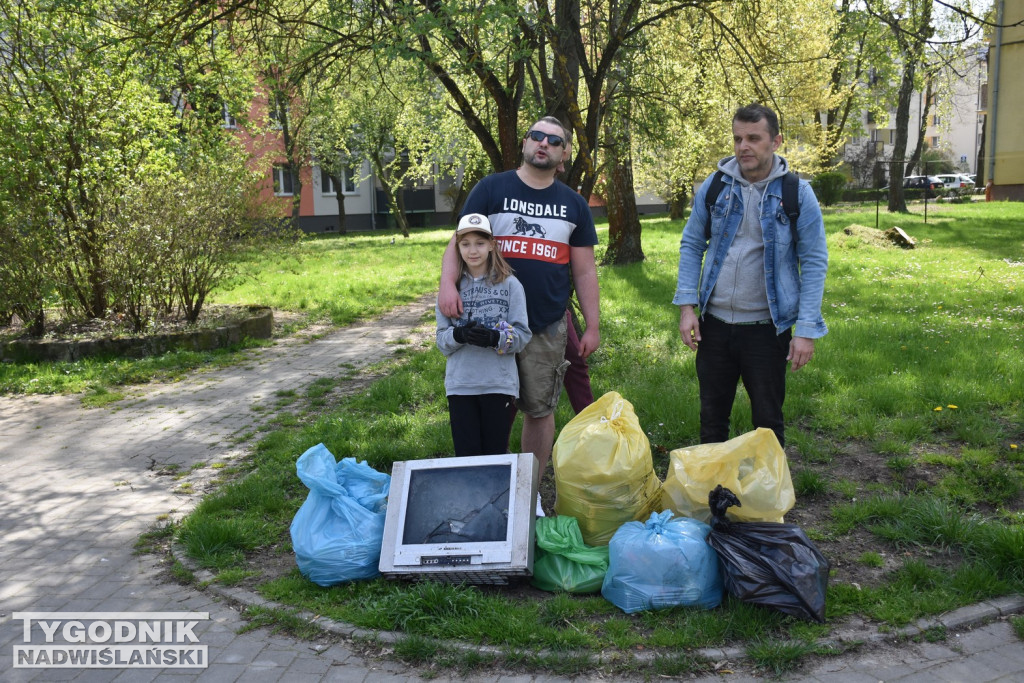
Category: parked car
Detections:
[
  {"x1": 936, "y1": 173, "x2": 975, "y2": 191},
  {"x1": 887, "y1": 175, "x2": 943, "y2": 198},
  {"x1": 879, "y1": 175, "x2": 942, "y2": 198},
  {"x1": 902, "y1": 175, "x2": 943, "y2": 190}
]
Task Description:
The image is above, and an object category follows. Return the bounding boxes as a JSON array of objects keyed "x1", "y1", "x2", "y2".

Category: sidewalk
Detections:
[{"x1": 1, "y1": 298, "x2": 1022, "y2": 682}]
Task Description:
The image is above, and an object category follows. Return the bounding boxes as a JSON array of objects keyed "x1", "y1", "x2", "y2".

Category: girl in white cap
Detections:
[{"x1": 436, "y1": 213, "x2": 531, "y2": 458}]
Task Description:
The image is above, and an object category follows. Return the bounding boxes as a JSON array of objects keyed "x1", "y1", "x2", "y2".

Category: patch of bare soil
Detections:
[{"x1": 784, "y1": 440, "x2": 958, "y2": 588}]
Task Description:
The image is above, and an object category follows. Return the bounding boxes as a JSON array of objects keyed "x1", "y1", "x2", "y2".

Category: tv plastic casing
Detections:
[{"x1": 378, "y1": 452, "x2": 539, "y2": 584}]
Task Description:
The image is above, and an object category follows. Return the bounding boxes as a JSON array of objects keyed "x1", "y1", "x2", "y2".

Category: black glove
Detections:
[
  {"x1": 452, "y1": 319, "x2": 478, "y2": 344},
  {"x1": 465, "y1": 325, "x2": 500, "y2": 348}
]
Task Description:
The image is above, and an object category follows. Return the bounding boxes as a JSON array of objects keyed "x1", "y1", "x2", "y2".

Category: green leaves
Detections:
[{"x1": 0, "y1": 0, "x2": 261, "y2": 324}]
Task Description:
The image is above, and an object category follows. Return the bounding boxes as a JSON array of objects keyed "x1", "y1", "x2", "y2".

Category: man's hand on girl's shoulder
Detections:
[{"x1": 438, "y1": 280, "x2": 463, "y2": 318}]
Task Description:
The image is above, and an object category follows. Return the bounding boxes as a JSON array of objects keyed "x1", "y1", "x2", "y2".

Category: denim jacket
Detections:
[{"x1": 673, "y1": 158, "x2": 829, "y2": 339}]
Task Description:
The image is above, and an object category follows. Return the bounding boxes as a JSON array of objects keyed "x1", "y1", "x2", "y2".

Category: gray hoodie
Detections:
[
  {"x1": 706, "y1": 155, "x2": 788, "y2": 323},
  {"x1": 435, "y1": 272, "x2": 531, "y2": 397}
]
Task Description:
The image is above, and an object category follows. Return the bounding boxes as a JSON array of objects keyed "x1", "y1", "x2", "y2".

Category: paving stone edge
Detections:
[{"x1": 169, "y1": 541, "x2": 1024, "y2": 667}]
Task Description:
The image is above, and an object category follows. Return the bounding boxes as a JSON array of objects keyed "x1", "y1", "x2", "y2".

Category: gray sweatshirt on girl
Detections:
[{"x1": 435, "y1": 272, "x2": 531, "y2": 397}]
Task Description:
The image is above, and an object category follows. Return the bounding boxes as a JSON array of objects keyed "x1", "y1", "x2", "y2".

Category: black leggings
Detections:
[{"x1": 447, "y1": 394, "x2": 515, "y2": 457}]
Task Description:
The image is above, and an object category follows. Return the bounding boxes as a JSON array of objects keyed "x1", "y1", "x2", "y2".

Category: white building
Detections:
[{"x1": 841, "y1": 50, "x2": 987, "y2": 188}]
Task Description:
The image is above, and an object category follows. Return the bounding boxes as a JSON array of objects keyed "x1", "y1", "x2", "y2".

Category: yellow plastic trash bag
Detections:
[
  {"x1": 661, "y1": 428, "x2": 794, "y2": 524},
  {"x1": 553, "y1": 392, "x2": 662, "y2": 546}
]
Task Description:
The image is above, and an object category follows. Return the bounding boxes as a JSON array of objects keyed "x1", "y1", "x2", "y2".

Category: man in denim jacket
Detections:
[{"x1": 674, "y1": 103, "x2": 828, "y2": 448}]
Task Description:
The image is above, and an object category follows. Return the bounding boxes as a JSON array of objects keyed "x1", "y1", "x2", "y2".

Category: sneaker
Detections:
[{"x1": 536, "y1": 493, "x2": 545, "y2": 517}]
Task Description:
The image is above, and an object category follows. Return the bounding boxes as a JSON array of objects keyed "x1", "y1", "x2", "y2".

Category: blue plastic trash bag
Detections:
[
  {"x1": 601, "y1": 510, "x2": 722, "y2": 613},
  {"x1": 290, "y1": 443, "x2": 390, "y2": 586}
]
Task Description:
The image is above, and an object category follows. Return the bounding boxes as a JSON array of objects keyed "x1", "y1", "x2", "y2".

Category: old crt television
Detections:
[{"x1": 378, "y1": 452, "x2": 538, "y2": 584}]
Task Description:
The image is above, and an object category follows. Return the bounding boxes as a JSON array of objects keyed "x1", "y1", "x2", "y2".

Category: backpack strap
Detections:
[
  {"x1": 703, "y1": 170, "x2": 726, "y2": 242},
  {"x1": 703, "y1": 170, "x2": 802, "y2": 243},
  {"x1": 781, "y1": 171, "x2": 800, "y2": 226}
]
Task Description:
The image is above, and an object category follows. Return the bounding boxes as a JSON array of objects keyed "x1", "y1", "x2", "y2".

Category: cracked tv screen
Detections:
[{"x1": 402, "y1": 465, "x2": 511, "y2": 545}]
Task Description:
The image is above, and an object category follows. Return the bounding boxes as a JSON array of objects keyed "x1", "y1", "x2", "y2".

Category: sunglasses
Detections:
[{"x1": 525, "y1": 130, "x2": 565, "y2": 147}]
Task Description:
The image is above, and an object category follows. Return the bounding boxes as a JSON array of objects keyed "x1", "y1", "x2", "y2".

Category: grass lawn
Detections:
[
  {"x1": 0, "y1": 230, "x2": 449, "y2": 395},
  {"x1": 16, "y1": 200, "x2": 1024, "y2": 676},
  {"x1": 213, "y1": 229, "x2": 447, "y2": 326}
]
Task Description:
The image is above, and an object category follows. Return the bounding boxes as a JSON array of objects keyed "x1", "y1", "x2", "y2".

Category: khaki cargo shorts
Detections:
[{"x1": 516, "y1": 317, "x2": 570, "y2": 418}]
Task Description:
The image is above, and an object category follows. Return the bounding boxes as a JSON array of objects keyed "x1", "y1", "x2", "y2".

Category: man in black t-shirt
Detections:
[{"x1": 438, "y1": 116, "x2": 600, "y2": 505}]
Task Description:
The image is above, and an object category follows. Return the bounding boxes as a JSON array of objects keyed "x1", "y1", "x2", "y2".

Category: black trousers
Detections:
[
  {"x1": 448, "y1": 393, "x2": 516, "y2": 457},
  {"x1": 696, "y1": 314, "x2": 791, "y2": 447}
]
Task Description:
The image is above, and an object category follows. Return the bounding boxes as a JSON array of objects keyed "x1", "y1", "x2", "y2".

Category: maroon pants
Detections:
[{"x1": 563, "y1": 309, "x2": 595, "y2": 414}]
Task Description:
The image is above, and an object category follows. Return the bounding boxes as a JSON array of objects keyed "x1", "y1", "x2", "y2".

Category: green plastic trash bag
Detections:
[{"x1": 532, "y1": 516, "x2": 610, "y2": 593}]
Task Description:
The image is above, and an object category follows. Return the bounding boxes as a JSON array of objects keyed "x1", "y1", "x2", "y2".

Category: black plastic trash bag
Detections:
[{"x1": 706, "y1": 485, "x2": 829, "y2": 622}]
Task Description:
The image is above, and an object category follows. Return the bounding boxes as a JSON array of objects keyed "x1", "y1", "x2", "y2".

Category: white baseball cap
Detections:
[{"x1": 455, "y1": 213, "x2": 492, "y2": 237}]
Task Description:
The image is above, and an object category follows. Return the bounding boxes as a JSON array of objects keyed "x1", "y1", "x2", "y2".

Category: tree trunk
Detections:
[
  {"x1": 602, "y1": 108, "x2": 643, "y2": 265},
  {"x1": 546, "y1": 0, "x2": 581, "y2": 134},
  {"x1": 290, "y1": 175, "x2": 302, "y2": 226},
  {"x1": 873, "y1": 0, "x2": 932, "y2": 213},
  {"x1": 887, "y1": 59, "x2": 917, "y2": 214},
  {"x1": 976, "y1": 117, "x2": 986, "y2": 186},
  {"x1": 369, "y1": 153, "x2": 410, "y2": 237},
  {"x1": 668, "y1": 186, "x2": 689, "y2": 221},
  {"x1": 332, "y1": 174, "x2": 347, "y2": 234},
  {"x1": 448, "y1": 183, "x2": 469, "y2": 224},
  {"x1": 393, "y1": 188, "x2": 411, "y2": 238},
  {"x1": 817, "y1": 0, "x2": 862, "y2": 169},
  {"x1": 274, "y1": 90, "x2": 303, "y2": 227},
  {"x1": 28, "y1": 307, "x2": 44, "y2": 337},
  {"x1": 907, "y1": 77, "x2": 934, "y2": 176},
  {"x1": 603, "y1": 158, "x2": 643, "y2": 264},
  {"x1": 75, "y1": 218, "x2": 107, "y2": 318},
  {"x1": 496, "y1": 102, "x2": 522, "y2": 171}
]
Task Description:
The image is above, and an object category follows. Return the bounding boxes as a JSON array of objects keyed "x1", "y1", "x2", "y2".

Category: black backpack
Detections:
[{"x1": 703, "y1": 170, "x2": 801, "y2": 242}]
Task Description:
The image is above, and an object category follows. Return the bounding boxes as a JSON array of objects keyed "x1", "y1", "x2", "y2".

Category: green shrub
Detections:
[
  {"x1": 841, "y1": 188, "x2": 884, "y2": 202},
  {"x1": 838, "y1": 187, "x2": 949, "y2": 203},
  {"x1": 811, "y1": 171, "x2": 847, "y2": 206},
  {"x1": 0, "y1": 210, "x2": 54, "y2": 336}
]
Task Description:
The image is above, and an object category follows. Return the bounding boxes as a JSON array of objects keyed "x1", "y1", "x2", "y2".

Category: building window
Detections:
[
  {"x1": 170, "y1": 90, "x2": 185, "y2": 116},
  {"x1": 320, "y1": 165, "x2": 358, "y2": 195},
  {"x1": 222, "y1": 104, "x2": 237, "y2": 129},
  {"x1": 269, "y1": 101, "x2": 288, "y2": 129},
  {"x1": 273, "y1": 164, "x2": 294, "y2": 196},
  {"x1": 321, "y1": 168, "x2": 334, "y2": 195},
  {"x1": 889, "y1": 130, "x2": 895, "y2": 145},
  {"x1": 343, "y1": 164, "x2": 358, "y2": 193}
]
